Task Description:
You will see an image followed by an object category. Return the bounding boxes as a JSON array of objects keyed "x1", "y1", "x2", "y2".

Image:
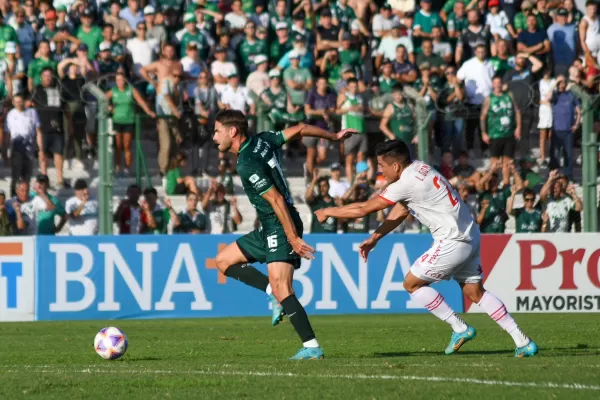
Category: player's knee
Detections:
[
  {"x1": 269, "y1": 277, "x2": 292, "y2": 301},
  {"x1": 215, "y1": 252, "x2": 231, "y2": 274},
  {"x1": 463, "y1": 284, "x2": 485, "y2": 303},
  {"x1": 403, "y1": 279, "x2": 419, "y2": 294}
]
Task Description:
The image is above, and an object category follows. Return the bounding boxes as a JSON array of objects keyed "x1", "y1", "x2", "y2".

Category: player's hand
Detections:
[
  {"x1": 514, "y1": 127, "x2": 521, "y2": 140},
  {"x1": 314, "y1": 208, "x2": 329, "y2": 224},
  {"x1": 549, "y1": 169, "x2": 558, "y2": 180},
  {"x1": 359, "y1": 236, "x2": 379, "y2": 262},
  {"x1": 482, "y1": 133, "x2": 490, "y2": 145},
  {"x1": 312, "y1": 168, "x2": 320, "y2": 182},
  {"x1": 164, "y1": 198, "x2": 172, "y2": 209},
  {"x1": 290, "y1": 237, "x2": 315, "y2": 260},
  {"x1": 334, "y1": 128, "x2": 357, "y2": 141},
  {"x1": 542, "y1": 212, "x2": 549, "y2": 223},
  {"x1": 567, "y1": 183, "x2": 576, "y2": 196}
]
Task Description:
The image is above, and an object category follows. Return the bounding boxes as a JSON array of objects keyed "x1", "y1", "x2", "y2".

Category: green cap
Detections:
[
  {"x1": 56, "y1": 5, "x2": 67, "y2": 12},
  {"x1": 183, "y1": 12, "x2": 196, "y2": 24}
]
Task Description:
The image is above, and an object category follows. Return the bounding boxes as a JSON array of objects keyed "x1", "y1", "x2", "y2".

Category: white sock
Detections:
[
  {"x1": 477, "y1": 291, "x2": 530, "y2": 348},
  {"x1": 411, "y1": 286, "x2": 468, "y2": 333},
  {"x1": 266, "y1": 284, "x2": 272, "y2": 296},
  {"x1": 303, "y1": 339, "x2": 319, "y2": 348}
]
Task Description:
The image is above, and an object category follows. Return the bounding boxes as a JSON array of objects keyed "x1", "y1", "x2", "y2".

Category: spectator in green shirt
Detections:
[
  {"x1": 507, "y1": 187, "x2": 543, "y2": 233},
  {"x1": 0, "y1": 12, "x2": 18, "y2": 58},
  {"x1": 32, "y1": 174, "x2": 67, "y2": 235},
  {"x1": 283, "y1": 51, "x2": 312, "y2": 108},
  {"x1": 513, "y1": 1, "x2": 545, "y2": 33},
  {"x1": 140, "y1": 187, "x2": 170, "y2": 234},
  {"x1": 305, "y1": 171, "x2": 338, "y2": 233},
  {"x1": 166, "y1": 193, "x2": 207, "y2": 234},
  {"x1": 416, "y1": 39, "x2": 446, "y2": 75},
  {"x1": 413, "y1": 0, "x2": 443, "y2": 50},
  {"x1": 339, "y1": 32, "x2": 361, "y2": 70},
  {"x1": 270, "y1": 22, "x2": 292, "y2": 66},
  {"x1": 446, "y1": 1, "x2": 468, "y2": 44},
  {"x1": 165, "y1": 152, "x2": 199, "y2": 196},
  {"x1": 76, "y1": 8, "x2": 103, "y2": 60},
  {"x1": 27, "y1": 40, "x2": 57, "y2": 92}
]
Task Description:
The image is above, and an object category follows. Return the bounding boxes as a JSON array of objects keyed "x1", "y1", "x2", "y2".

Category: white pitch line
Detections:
[{"x1": 2, "y1": 367, "x2": 599, "y2": 391}]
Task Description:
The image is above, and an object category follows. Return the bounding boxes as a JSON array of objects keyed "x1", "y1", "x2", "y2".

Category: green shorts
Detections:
[{"x1": 237, "y1": 214, "x2": 303, "y2": 269}]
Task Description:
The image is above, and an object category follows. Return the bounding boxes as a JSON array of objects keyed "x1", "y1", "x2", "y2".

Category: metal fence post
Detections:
[
  {"x1": 86, "y1": 85, "x2": 112, "y2": 235},
  {"x1": 571, "y1": 86, "x2": 598, "y2": 232}
]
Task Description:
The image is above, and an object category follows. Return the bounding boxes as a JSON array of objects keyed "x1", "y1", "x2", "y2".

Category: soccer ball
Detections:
[{"x1": 94, "y1": 327, "x2": 128, "y2": 360}]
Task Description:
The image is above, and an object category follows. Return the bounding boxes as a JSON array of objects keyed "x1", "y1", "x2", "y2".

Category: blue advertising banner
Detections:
[{"x1": 35, "y1": 234, "x2": 463, "y2": 321}]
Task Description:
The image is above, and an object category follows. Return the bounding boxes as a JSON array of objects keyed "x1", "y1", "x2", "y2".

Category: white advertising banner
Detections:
[
  {"x1": 467, "y1": 234, "x2": 600, "y2": 313},
  {"x1": 0, "y1": 237, "x2": 35, "y2": 321}
]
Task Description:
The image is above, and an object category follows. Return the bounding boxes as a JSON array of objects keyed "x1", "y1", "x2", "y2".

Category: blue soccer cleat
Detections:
[
  {"x1": 515, "y1": 341, "x2": 539, "y2": 358},
  {"x1": 289, "y1": 346, "x2": 325, "y2": 360},
  {"x1": 269, "y1": 294, "x2": 285, "y2": 326},
  {"x1": 445, "y1": 326, "x2": 477, "y2": 355}
]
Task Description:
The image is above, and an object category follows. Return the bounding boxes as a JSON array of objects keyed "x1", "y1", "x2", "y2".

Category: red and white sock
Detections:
[
  {"x1": 477, "y1": 291, "x2": 530, "y2": 348},
  {"x1": 411, "y1": 286, "x2": 467, "y2": 333}
]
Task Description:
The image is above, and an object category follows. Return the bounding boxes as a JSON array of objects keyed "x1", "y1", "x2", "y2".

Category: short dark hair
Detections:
[
  {"x1": 186, "y1": 191, "x2": 198, "y2": 199},
  {"x1": 127, "y1": 184, "x2": 140, "y2": 192},
  {"x1": 74, "y1": 179, "x2": 88, "y2": 190},
  {"x1": 143, "y1": 187, "x2": 158, "y2": 197},
  {"x1": 347, "y1": 77, "x2": 358, "y2": 85},
  {"x1": 215, "y1": 109, "x2": 248, "y2": 137},
  {"x1": 376, "y1": 140, "x2": 412, "y2": 165},
  {"x1": 392, "y1": 83, "x2": 404, "y2": 93},
  {"x1": 523, "y1": 188, "x2": 536, "y2": 198}
]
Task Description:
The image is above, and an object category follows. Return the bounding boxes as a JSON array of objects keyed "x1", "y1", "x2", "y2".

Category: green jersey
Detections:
[
  {"x1": 331, "y1": 3, "x2": 356, "y2": 31},
  {"x1": 270, "y1": 39, "x2": 293, "y2": 63},
  {"x1": 111, "y1": 85, "x2": 135, "y2": 124},
  {"x1": 238, "y1": 38, "x2": 268, "y2": 69},
  {"x1": 513, "y1": 207, "x2": 542, "y2": 233},
  {"x1": 76, "y1": 25, "x2": 103, "y2": 59},
  {"x1": 513, "y1": 13, "x2": 545, "y2": 32},
  {"x1": 489, "y1": 56, "x2": 514, "y2": 76},
  {"x1": 487, "y1": 92, "x2": 515, "y2": 139},
  {"x1": 309, "y1": 196, "x2": 337, "y2": 233},
  {"x1": 282, "y1": 66, "x2": 311, "y2": 105},
  {"x1": 325, "y1": 62, "x2": 342, "y2": 87},
  {"x1": 339, "y1": 49, "x2": 361, "y2": 68},
  {"x1": 175, "y1": 210, "x2": 207, "y2": 233},
  {"x1": 442, "y1": 0, "x2": 467, "y2": 14},
  {"x1": 36, "y1": 194, "x2": 66, "y2": 235},
  {"x1": 0, "y1": 80, "x2": 8, "y2": 100},
  {"x1": 413, "y1": 10, "x2": 443, "y2": 49},
  {"x1": 0, "y1": 24, "x2": 18, "y2": 58},
  {"x1": 263, "y1": 87, "x2": 287, "y2": 111},
  {"x1": 446, "y1": 13, "x2": 468, "y2": 39},
  {"x1": 389, "y1": 102, "x2": 414, "y2": 144},
  {"x1": 413, "y1": 76, "x2": 443, "y2": 112},
  {"x1": 179, "y1": 29, "x2": 209, "y2": 58},
  {"x1": 341, "y1": 93, "x2": 364, "y2": 133},
  {"x1": 379, "y1": 77, "x2": 397, "y2": 94},
  {"x1": 237, "y1": 130, "x2": 297, "y2": 221},
  {"x1": 478, "y1": 187, "x2": 511, "y2": 233},
  {"x1": 27, "y1": 57, "x2": 58, "y2": 87},
  {"x1": 141, "y1": 207, "x2": 170, "y2": 234}
]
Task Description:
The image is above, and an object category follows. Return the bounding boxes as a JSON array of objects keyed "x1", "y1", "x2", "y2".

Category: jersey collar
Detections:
[{"x1": 239, "y1": 138, "x2": 250, "y2": 154}]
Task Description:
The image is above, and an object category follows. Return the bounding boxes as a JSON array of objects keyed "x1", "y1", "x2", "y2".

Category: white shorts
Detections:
[
  {"x1": 410, "y1": 238, "x2": 482, "y2": 284},
  {"x1": 537, "y1": 104, "x2": 553, "y2": 129}
]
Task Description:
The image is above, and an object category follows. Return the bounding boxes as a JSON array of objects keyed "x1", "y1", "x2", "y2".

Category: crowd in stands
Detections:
[{"x1": 0, "y1": 0, "x2": 598, "y2": 236}]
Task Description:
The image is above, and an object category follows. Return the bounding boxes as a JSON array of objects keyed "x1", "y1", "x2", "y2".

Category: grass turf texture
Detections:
[{"x1": 1, "y1": 314, "x2": 599, "y2": 399}]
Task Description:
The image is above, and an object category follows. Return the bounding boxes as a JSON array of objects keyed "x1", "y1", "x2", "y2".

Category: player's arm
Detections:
[
  {"x1": 281, "y1": 122, "x2": 357, "y2": 143},
  {"x1": 371, "y1": 202, "x2": 410, "y2": 241},
  {"x1": 262, "y1": 186, "x2": 314, "y2": 259},
  {"x1": 316, "y1": 195, "x2": 391, "y2": 221},
  {"x1": 509, "y1": 92, "x2": 522, "y2": 139},
  {"x1": 480, "y1": 96, "x2": 490, "y2": 143}
]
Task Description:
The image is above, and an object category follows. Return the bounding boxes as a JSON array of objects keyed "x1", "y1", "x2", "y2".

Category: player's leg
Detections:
[
  {"x1": 407, "y1": 241, "x2": 477, "y2": 354},
  {"x1": 460, "y1": 282, "x2": 538, "y2": 357},
  {"x1": 215, "y1": 240, "x2": 269, "y2": 293},
  {"x1": 268, "y1": 261, "x2": 323, "y2": 360}
]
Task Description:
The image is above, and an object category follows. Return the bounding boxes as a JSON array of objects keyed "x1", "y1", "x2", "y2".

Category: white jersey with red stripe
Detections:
[{"x1": 379, "y1": 160, "x2": 479, "y2": 242}]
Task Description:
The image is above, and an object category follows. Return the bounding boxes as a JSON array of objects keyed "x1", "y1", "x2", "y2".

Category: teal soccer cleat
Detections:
[
  {"x1": 269, "y1": 294, "x2": 285, "y2": 326},
  {"x1": 445, "y1": 326, "x2": 477, "y2": 355},
  {"x1": 289, "y1": 347, "x2": 325, "y2": 360},
  {"x1": 515, "y1": 341, "x2": 539, "y2": 358}
]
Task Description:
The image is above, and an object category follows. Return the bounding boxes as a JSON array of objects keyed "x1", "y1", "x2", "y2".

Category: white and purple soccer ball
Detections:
[{"x1": 94, "y1": 327, "x2": 128, "y2": 360}]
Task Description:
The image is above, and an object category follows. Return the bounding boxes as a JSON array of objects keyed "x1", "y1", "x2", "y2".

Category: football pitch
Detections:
[{"x1": 1, "y1": 314, "x2": 599, "y2": 399}]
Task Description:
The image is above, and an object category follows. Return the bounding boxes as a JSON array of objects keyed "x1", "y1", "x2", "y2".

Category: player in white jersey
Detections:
[{"x1": 315, "y1": 140, "x2": 538, "y2": 357}]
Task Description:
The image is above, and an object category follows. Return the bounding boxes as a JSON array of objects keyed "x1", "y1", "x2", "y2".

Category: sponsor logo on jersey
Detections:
[{"x1": 249, "y1": 174, "x2": 260, "y2": 183}]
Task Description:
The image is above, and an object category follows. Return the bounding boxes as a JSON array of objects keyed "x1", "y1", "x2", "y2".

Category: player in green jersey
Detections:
[{"x1": 212, "y1": 109, "x2": 355, "y2": 360}]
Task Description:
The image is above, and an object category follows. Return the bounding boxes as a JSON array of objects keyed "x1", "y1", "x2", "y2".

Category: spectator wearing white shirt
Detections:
[
  {"x1": 211, "y1": 46, "x2": 237, "y2": 94},
  {"x1": 126, "y1": 21, "x2": 158, "y2": 77},
  {"x1": 376, "y1": 21, "x2": 415, "y2": 69},
  {"x1": 328, "y1": 163, "x2": 350, "y2": 199},
  {"x1": 5, "y1": 94, "x2": 41, "y2": 197},
  {"x1": 372, "y1": 4, "x2": 399, "y2": 39},
  {"x1": 457, "y1": 44, "x2": 494, "y2": 155},
  {"x1": 219, "y1": 72, "x2": 255, "y2": 115},
  {"x1": 65, "y1": 179, "x2": 98, "y2": 235}
]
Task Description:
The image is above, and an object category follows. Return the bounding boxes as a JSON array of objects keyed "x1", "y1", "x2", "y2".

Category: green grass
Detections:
[{"x1": 1, "y1": 314, "x2": 599, "y2": 399}]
